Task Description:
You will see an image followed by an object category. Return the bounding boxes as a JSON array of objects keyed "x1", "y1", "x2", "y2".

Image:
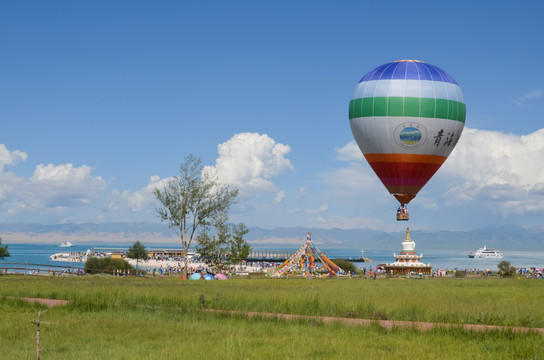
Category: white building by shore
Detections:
[{"x1": 383, "y1": 228, "x2": 432, "y2": 275}]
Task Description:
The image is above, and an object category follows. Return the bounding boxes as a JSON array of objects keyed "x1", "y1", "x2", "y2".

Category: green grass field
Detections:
[{"x1": 1, "y1": 275, "x2": 542, "y2": 359}]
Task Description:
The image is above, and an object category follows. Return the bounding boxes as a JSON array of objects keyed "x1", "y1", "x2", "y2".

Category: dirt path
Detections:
[
  {"x1": 10, "y1": 297, "x2": 70, "y2": 308},
  {"x1": 204, "y1": 309, "x2": 544, "y2": 335},
  {"x1": 9, "y1": 298, "x2": 543, "y2": 335}
]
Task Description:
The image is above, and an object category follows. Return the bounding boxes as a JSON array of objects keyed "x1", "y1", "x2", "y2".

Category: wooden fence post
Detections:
[
  {"x1": 32, "y1": 309, "x2": 47, "y2": 360},
  {"x1": 31, "y1": 309, "x2": 58, "y2": 360}
]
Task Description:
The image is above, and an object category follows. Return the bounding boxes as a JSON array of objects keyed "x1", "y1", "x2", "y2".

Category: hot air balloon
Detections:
[{"x1": 349, "y1": 60, "x2": 465, "y2": 221}]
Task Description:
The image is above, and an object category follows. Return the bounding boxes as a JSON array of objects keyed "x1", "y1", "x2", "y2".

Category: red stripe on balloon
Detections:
[{"x1": 366, "y1": 160, "x2": 443, "y2": 194}]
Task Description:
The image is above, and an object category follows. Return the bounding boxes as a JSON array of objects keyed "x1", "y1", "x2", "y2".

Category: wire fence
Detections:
[
  {"x1": 0, "y1": 261, "x2": 150, "y2": 277},
  {"x1": 0, "y1": 262, "x2": 85, "y2": 276}
]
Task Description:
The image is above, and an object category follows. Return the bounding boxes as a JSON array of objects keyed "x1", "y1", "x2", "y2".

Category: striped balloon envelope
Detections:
[{"x1": 349, "y1": 60, "x2": 465, "y2": 207}]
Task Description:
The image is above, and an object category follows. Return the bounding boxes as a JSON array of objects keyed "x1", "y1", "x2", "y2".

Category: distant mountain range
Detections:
[
  {"x1": 247, "y1": 225, "x2": 544, "y2": 251},
  {"x1": 0, "y1": 222, "x2": 542, "y2": 251}
]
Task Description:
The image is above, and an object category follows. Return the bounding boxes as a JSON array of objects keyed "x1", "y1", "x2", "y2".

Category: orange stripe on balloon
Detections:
[{"x1": 363, "y1": 153, "x2": 447, "y2": 165}]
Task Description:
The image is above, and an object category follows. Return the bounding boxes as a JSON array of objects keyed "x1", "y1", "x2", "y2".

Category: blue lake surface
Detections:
[{"x1": 2, "y1": 243, "x2": 544, "y2": 271}]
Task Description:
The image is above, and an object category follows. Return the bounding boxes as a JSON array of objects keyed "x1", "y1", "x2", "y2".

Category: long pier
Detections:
[
  {"x1": 245, "y1": 250, "x2": 296, "y2": 262},
  {"x1": 246, "y1": 250, "x2": 371, "y2": 263}
]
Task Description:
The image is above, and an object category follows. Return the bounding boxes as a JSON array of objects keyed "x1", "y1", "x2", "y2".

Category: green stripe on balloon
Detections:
[{"x1": 349, "y1": 97, "x2": 466, "y2": 123}]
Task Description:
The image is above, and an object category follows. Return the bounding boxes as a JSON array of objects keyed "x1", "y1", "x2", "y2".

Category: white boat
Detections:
[
  {"x1": 473, "y1": 245, "x2": 503, "y2": 258},
  {"x1": 185, "y1": 250, "x2": 200, "y2": 259},
  {"x1": 60, "y1": 241, "x2": 74, "y2": 247}
]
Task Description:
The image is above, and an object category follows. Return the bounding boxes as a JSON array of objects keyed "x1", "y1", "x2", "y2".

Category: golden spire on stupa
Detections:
[{"x1": 404, "y1": 227, "x2": 411, "y2": 242}]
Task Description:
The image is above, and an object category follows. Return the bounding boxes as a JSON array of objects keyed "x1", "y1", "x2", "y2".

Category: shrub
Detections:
[
  {"x1": 84, "y1": 257, "x2": 134, "y2": 275},
  {"x1": 332, "y1": 258, "x2": 357, "y2": 274},
  {"x1": 497, "y1": 260, "x2": 516, "y2": 277},
  {"x1": 454, "y1": 270, "x2": 466, "y2": 278}
]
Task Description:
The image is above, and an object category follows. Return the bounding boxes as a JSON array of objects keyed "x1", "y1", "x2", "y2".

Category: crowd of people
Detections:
[
  {"x1": 516, "y1": 267, "x2": 544, "y2": 278},
  {"x1": 357, "y1": 266, "x2": 544, "y2": 279},
  {"x1": 138, "y1": 260, "x2": 280, "y2": 278}
]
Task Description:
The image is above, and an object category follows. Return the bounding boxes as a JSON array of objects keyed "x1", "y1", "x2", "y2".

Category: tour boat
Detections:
[
  {"x1": 60, "y1": 241, "x2": 74, "y2": 247},
  {"x1": 473, "y1": 245, "x2": 503, "y2": 259}
]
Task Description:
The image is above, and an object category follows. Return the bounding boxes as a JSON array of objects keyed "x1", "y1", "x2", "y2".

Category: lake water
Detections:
[{"x1": 2, "y1": 243, "x2": 544, "y2": 272}]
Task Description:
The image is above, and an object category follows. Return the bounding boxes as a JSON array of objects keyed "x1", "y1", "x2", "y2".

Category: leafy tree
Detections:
[
  {"x1": 153, "y1": 154, "x2": 239, "y2": 279},
  {"x1": 196, "y1": 220, "x2": 251, "y2": 271},
  {"x1": 0, "y1": 237, "x2": 10, "y2": 260},
  {"x1": 230, "y1": 223, "x2": 250, "y2": 263},
  {"x1": 196, "y1": 228, "x2": 228, "y2": 269},
  {"x1": 497, "y1": 260, "x2": 516, "y2": 277},
  {"x1": 126, "y1": 241, "x2": 148, "y2": 272}
]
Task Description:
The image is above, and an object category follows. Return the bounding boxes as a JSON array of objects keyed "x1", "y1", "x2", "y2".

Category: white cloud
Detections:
[
  {"x1": 273, "y1": 190, "x2": 287, "y2": 204},
  {"x1": 296, "y1": 186, "x2": 308, "y2": 199},
  {"x1": 288, "y1": 208, "x2": 302, "y2": 214},
  {"x1": 106, "y1": 175, "x2": 168, "y2": 213},
  {"x1": 204, "y1": 133, "x2": 294, "y2": 195},
  {"x1": 514, "y1": 89, "x2": 543, "y2": 107},
  {"x1": 439, "y1": 127, "x2": 544, "y2": 214},
  {"x1": 335, "y1": 141, "x2": 365, "y2": 162},
  {"x1": 23, "y1": 163, "x2": 108, "y2": 208},
  {"x1": 276, "y1": 141, "x2": 393, "y2": 229},
  {"x1": 321, "y1": 142, "x2": 383, "y2": 193},
  {"x1": 305, "y1": 203, "x2": 328, "y2": 214},
  {"x1": 0, "y1": 145, "x2": 27, "y2": 202},
  {"x1": 0, "y1": 171, "x2": 24, "y2": 203},
  {"x1": 0, "y1": 161, "x2": 110, "y2": 221},
  {"x1": 0, "y1": 144, "x2": 27, "y2": 172}
]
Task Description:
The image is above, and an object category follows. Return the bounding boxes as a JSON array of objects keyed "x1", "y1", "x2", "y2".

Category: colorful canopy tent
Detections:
[
  {"x1": 269, "y1": 232, "x2": 347, "y2": 278},
  {"x1": 189, "y1": 273, "x2": 202, "y2": 280}
]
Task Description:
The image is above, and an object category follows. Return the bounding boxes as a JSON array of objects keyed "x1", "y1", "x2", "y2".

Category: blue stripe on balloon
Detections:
[{"x1": 359, "y1": 61, "x2": 458, "y2": 85}]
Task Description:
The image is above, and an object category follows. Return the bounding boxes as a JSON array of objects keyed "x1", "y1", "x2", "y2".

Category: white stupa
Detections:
[{"x1": 383, "y1": 228, "x2": 432, "y2": 275}]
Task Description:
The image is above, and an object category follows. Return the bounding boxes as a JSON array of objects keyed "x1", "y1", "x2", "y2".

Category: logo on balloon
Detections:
[{"x1": 394, "y1": 123, "x2": 428, "y2": 150}]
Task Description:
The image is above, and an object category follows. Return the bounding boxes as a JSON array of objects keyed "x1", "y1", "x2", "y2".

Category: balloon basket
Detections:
[{"x1": 396, "y1": 213, "x2": 409, "y2": 221}]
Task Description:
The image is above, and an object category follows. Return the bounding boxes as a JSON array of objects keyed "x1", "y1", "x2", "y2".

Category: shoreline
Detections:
[
  {"x1": 48, "y1": 251, "x2": 271, "y2": 273},
  {"x1": 43, "y1": 251, "x2": 544, "y2": 277}
]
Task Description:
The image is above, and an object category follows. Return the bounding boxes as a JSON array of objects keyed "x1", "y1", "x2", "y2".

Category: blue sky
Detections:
[{"x1": 1, "y1": 1, "x2": 543, "y2": 232}]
